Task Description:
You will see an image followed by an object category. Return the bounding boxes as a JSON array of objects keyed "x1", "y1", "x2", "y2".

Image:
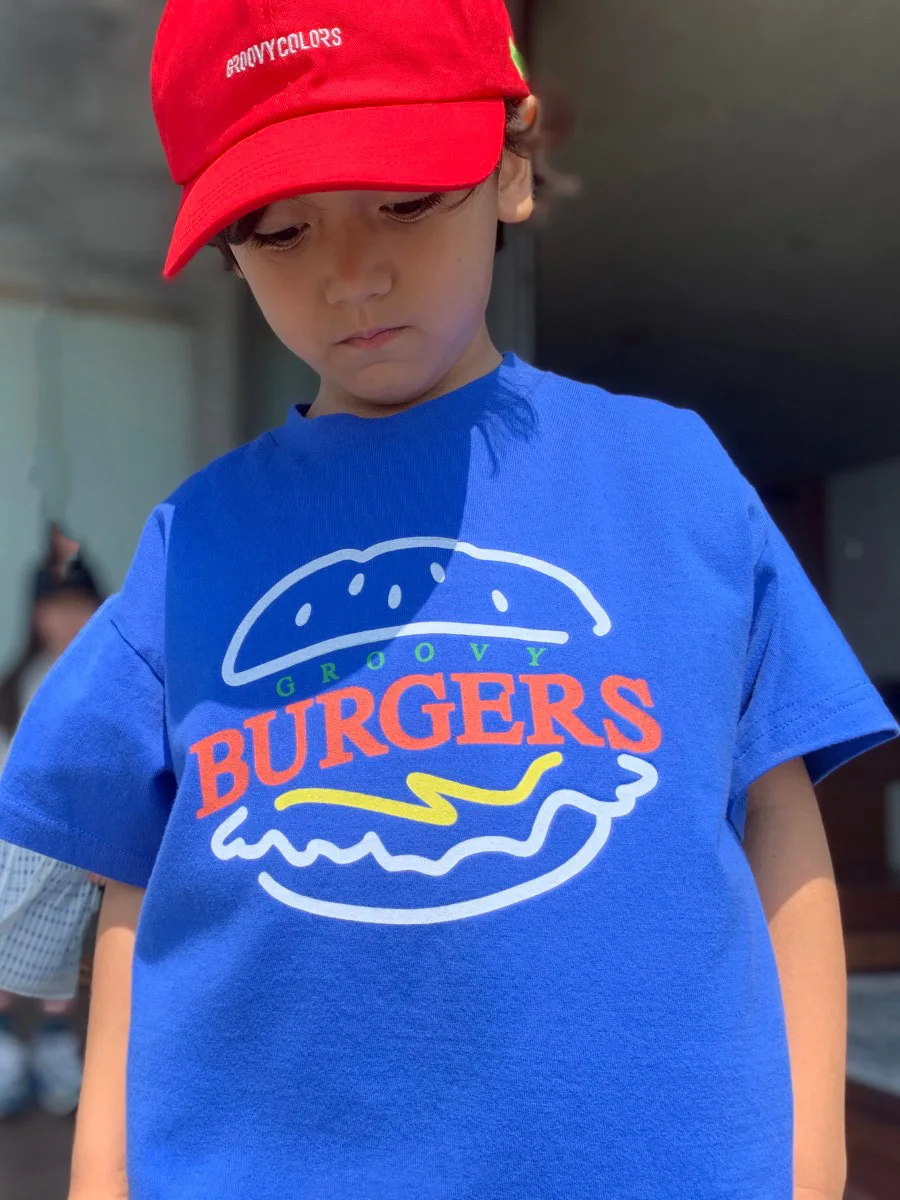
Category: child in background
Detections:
[
  {"x1": 0, "y1": 547, "x2": 101, "y2": 1116},
  {"x1": 0, "y1": 1, "x2": 897, "y2": 1197}
]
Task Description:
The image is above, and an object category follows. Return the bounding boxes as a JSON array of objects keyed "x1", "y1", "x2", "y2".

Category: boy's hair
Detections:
[{"x1": 210, "y1": 97, "x2": 568, "y2": 269}]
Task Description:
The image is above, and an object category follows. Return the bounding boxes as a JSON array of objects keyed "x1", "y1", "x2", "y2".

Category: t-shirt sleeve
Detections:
[
  {"x1": 0, "y1": 509, "x2": 175, "y2": 888},
  {"x1": 730, "y1": 495, "x2": 898, "y2": 813}
]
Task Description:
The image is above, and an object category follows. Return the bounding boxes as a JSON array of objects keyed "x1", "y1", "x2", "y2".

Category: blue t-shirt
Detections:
[{"x1": 0, "y1": 355, "x2": 895, "y2": 1199}]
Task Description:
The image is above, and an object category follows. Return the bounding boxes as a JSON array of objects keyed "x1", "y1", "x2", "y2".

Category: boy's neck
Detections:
[{"x1": 307, "y1": 324, "x2": 503, "y2": 420}]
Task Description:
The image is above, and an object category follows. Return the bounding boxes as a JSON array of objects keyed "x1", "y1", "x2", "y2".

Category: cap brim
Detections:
[{"x1": 163, "y1": 99, "x2": 507, "y2": 278}]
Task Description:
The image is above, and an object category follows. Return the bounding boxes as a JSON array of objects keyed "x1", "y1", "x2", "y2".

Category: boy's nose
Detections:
[{"x1": 323, "y1": 234, "x2": 392, "y2": 307}]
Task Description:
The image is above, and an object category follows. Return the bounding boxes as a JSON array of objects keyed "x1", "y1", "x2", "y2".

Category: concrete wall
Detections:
[
  {"x1": 0, "y1": 0, "x2": 243, "y2": 664},
  {"x1": 0, "y1": 0, "x2": 243, "y2": 467},
  {"x1": 0, "y1": 0, "x2": 537, "y2": 566}
]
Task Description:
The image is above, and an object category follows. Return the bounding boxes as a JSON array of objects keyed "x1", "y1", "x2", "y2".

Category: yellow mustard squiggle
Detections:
[{"x1": 274, "y1": 753, "x2": 564, "y2": 827}]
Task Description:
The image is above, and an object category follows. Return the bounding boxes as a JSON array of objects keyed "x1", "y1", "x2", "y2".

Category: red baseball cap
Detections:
[{"x1": 152, "y1": 0, "x2": 530, "y2": 278}]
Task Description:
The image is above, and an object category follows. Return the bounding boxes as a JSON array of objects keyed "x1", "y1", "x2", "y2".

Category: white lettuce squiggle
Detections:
[{"x1": 210, "y1": 755, "x2": 658, "y2": 926}]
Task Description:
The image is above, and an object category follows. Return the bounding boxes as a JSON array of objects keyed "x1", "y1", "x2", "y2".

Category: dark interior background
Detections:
[{"x1": 529, "y1": 0, "x2": 900, "y2": 483}]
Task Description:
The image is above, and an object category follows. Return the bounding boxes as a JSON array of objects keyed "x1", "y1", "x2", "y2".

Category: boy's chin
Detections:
[{"x1": 341, "y1": 359, "x2": 440, "y2": 408}]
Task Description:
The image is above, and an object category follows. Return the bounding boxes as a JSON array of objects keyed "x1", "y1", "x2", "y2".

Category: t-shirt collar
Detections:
[{"x1": 271, "y1": 353, "x2": 534, "y2": 456}]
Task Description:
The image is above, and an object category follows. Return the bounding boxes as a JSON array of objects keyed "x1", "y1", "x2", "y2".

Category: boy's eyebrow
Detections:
[
  {"x1": 253, "y1": 197, "x2": 319, "y2": 227},
  {"x1": 267, "y1": 195, "x2": 318, "y2": 213},
  {"x1": 261, "y1": 193, "x2": 366, "y2": 220}
]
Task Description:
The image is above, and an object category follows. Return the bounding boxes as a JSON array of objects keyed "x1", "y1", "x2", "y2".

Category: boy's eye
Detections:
[
  {"x1": 248, "y1": 225, "x2": 307, "y2": 250},
  {"x1": 385, "y1": 194, "x2": 445, "y2": 221}
]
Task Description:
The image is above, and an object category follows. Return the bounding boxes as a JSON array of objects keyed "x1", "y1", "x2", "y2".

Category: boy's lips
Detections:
[{"x1": 339, "y1": 326, "x2": 408, "y2": 350}]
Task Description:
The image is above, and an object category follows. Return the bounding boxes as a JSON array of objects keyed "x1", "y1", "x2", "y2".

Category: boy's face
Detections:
[
  {"x1": 230, "y1": 151, "x2": 533, "y2": 407},
  {"x1": 34, "y1": 593, "x2": 99, "y2": 658}
]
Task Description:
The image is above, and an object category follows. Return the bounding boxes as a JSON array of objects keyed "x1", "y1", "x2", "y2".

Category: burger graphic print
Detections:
[{"x1": 192, "y1": 539, "x2": 662, "y2": 925}]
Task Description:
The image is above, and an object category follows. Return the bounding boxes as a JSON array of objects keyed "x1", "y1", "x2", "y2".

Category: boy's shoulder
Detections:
[
  {"x1": 166, "y1": 428, "x2": 284, "y2": 509},
  {"x1": 531, "y1": 364, "x2": 761, "y2": 550},
  {"x1": 532, "y1": 364, "x2": 740, "y2": 481},
  {"x1": 534, "y1": 361, "x2": 689, "y2": 431}
]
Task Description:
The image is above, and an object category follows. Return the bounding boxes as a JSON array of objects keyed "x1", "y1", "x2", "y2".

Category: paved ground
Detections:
[
  {"x1": 0, "y1": 1107, "x2": 74, "y2": 1200},
  {"x1": 0, "y1": 991, "x2": 86, "y2": 1200}
]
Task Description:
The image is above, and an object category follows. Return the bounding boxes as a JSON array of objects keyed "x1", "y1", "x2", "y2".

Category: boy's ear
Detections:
[
  {"x1": 498, "y1": 94, "x2": 538, "y2": 226},
  {"x1": 497, "y1": 149, "x2": 534, "y2": 226}
]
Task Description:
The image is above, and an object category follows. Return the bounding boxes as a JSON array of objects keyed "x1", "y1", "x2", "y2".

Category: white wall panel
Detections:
[{"x1": 0, "y1": 297, "x2": 193, "y2": 670}]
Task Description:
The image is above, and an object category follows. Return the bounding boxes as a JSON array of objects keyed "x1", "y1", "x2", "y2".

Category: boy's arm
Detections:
[
  {"x1": 69, "y1": 881, "x2": 144, "y2": 1200},
  {"x1": 744, "y1": 757, "x2": 848, "y2": 1200}
]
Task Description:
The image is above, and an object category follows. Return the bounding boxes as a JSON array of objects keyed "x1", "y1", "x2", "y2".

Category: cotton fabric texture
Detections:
[
  {"x1": 153, "y1": 0, "x2": 530, "y2": 276},
  {"x1": 0, "y1": 658, "x2": 98, "y2": 1000},
  {"x1": 0, "y1": 356, "x2": 895, "y2": 1198},
  {"x1": 0, "y1": 841, "x2": 98, "y2": 1000}
]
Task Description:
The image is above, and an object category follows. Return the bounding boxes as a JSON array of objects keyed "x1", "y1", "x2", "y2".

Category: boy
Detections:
[{"x1": 0, "y1": 1, "x2": 895, "y2": 1197}]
